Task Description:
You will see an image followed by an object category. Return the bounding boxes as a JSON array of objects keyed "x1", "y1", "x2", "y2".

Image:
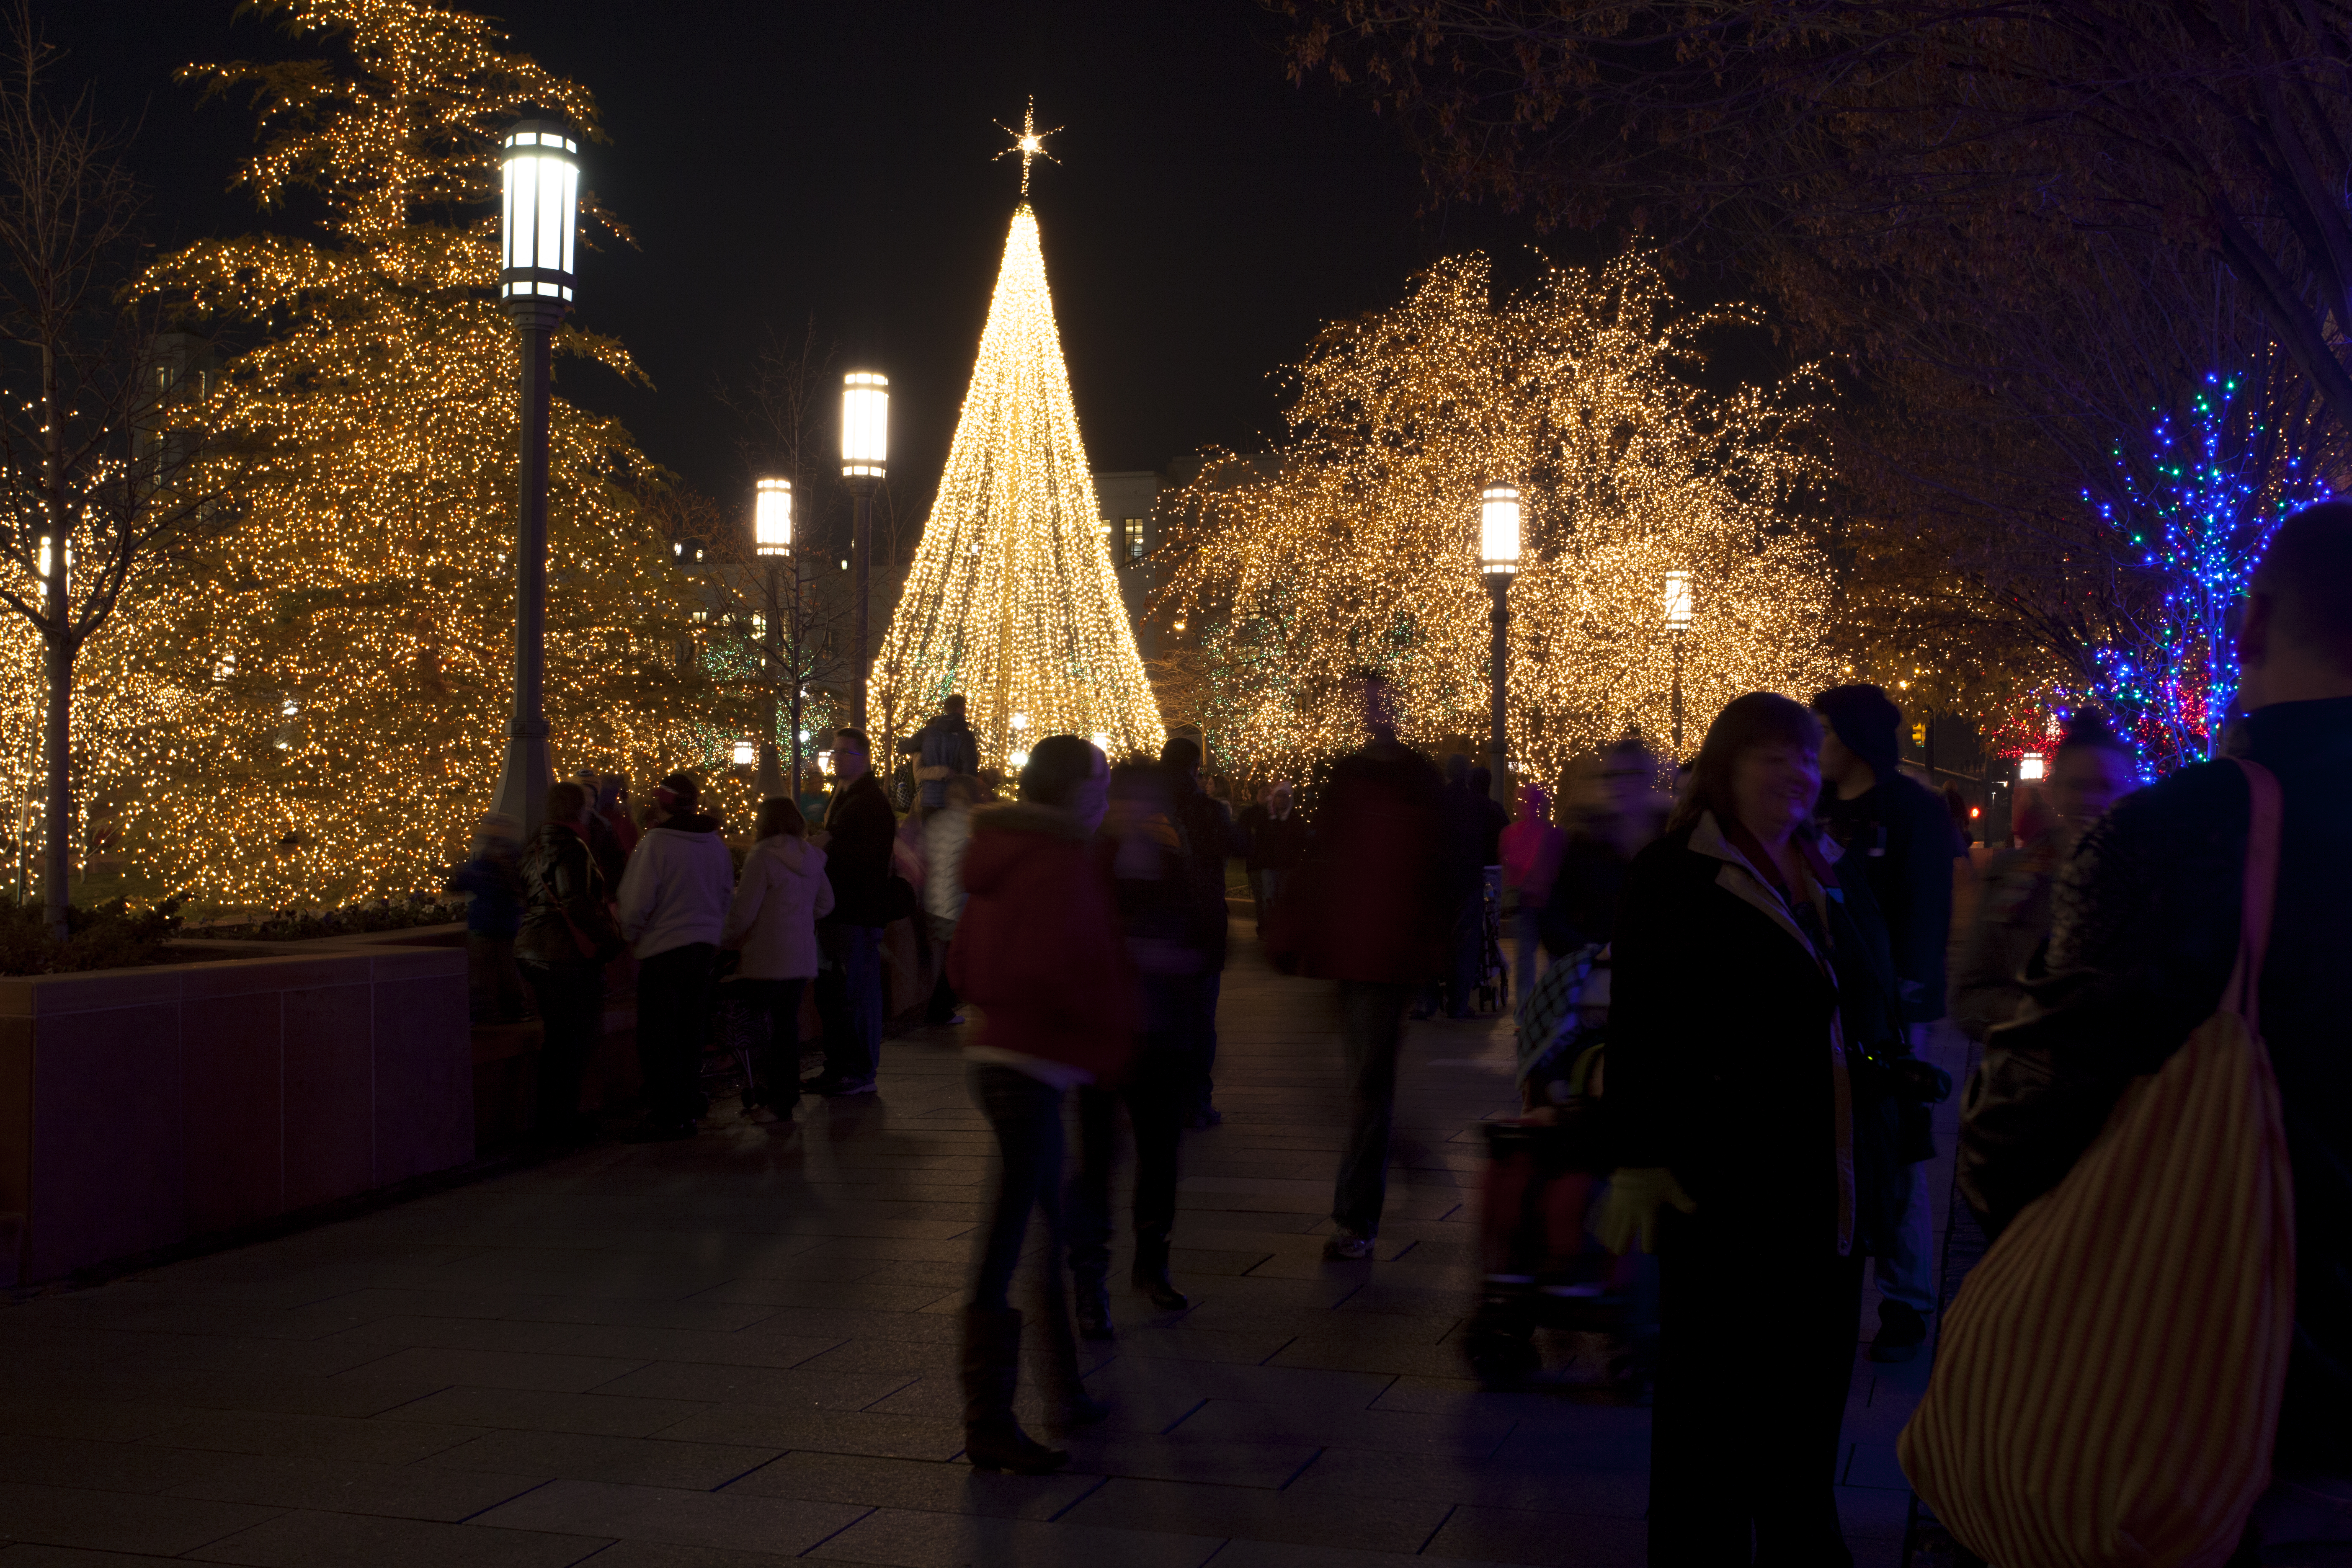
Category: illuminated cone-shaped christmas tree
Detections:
[{"x1": 871, "y1": 199, "x2": 1164, "y2": 768}]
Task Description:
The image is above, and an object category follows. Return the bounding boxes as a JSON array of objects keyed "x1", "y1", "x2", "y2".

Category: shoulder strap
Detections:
[{"x1": 2226, "y1": 758, "x2": 2284, "y2": 1032}]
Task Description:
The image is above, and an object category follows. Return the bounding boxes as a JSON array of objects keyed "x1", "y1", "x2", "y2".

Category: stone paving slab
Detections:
[{"x1": 0, "y1": 918, "x2": 1945, "y2": 1566}]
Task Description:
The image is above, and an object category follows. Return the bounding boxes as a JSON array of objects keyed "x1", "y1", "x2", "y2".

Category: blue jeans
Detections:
[
  {"x1": 970, "y1": 1063, "x2": 1068, "y2": 1313},
  {"x1": 817, "y1": 923, "x2": 883, "y2": 1083},
  {"x1": 1874, "y1": 1159, "x2": 1937, "y2": 1313},
  {"x1": 1332, "y1": 980, "x2": 1412, "y2": 1238}
]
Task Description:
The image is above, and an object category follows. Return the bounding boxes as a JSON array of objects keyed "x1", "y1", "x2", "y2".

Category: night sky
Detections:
[{"x1": 55, "y1": 0, "x2": 1549, "y2": 546}]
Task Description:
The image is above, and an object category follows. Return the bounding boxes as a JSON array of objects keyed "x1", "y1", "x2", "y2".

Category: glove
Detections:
[{"x1": 1595, "y1": 1166, "x2": 1697, "y2": 1255}]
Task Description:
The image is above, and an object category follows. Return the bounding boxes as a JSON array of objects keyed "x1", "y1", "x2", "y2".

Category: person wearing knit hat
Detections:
[{"x1": 1811, "y1": 682, "x2": 1963, "y2": 1366}]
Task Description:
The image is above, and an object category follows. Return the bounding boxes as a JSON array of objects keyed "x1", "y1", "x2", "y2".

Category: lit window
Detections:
[
  {"x1": 2019, "y1": 752, "x2": 2046, "y2": 781},
  {"x1": 1122, "y1": 517, "x2": 1145, "y2": 561}
]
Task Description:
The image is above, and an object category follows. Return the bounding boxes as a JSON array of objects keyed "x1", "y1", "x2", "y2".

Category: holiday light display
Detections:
[
  {"x1": 869, "y1": 192, "x2": 1164, "y2": 766},
  {"x1": 81, "y1": 0, "x2": 727, "y2": 908},
  {"x1": 2078, "y1": 367, "x2": 2331, "y2": 771},
  {"x1": 1160, "y1": 252, "x2": 1836, "y2": 782}
]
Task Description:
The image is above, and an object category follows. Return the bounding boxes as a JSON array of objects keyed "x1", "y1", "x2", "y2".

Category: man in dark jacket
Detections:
[
  {"x1": 811, "y1": 728, "x2": 897, "y2": 1095},
  {"x1": 1266, "y1": 672, "x2": 1445, "y2": 1259},
  {"x1": 1960, "y1": 503, "x2": 2352, "y2": 1551},
  {"x1": 1813, "y1": 683, "x2": 1957, "y2": 1362},
  {"x1": 1161, "y1": 736, "x2": 1236, "y2": 1125}
]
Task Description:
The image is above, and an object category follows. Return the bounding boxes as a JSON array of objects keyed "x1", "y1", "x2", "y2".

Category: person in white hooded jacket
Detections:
[
  {"x1": 615, "y1": 771, "x2": 735, "y2": 1140},
  {"x1": 719, "y1": 797, "x2": 834, "y2": 1120}
]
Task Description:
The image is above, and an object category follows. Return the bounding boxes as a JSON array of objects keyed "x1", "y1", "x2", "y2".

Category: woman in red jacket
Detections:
[{"x1": 947, "y1": 734, "x2": 1135, "y2": 1475}]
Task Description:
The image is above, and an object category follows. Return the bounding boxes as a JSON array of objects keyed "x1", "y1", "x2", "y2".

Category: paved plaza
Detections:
[{"x1": 0, "y1": 931, "x2": 1957, "y2": 1566}]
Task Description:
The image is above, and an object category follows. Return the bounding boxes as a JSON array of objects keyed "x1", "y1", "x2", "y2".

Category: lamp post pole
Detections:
[
  {"x1": 489, "y1": 120, "x2": 578, "y2": 838},
  {"x1": 841, "y1": 371, "x2": 889, "y2": 733},
  {"x1": 754, "y1": 477, "x2": 792, "y2": 801},
  {"x1": 1670, "y1": 629, "x2": 1685, "y2": 758},
  {"x1": 1479, "y1": 483, "x2": 1521, "y2": 805}
]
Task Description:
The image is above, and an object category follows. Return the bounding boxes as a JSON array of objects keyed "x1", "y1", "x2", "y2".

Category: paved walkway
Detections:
[{"x1": 0, "y1": 930, "x2": 1956, "y2": 1567}]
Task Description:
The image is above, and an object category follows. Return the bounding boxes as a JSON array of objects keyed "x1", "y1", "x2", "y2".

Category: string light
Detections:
[
  {"x1": 1160, "y1": 251, "x2": 1836, "y2": 782},
  {"x1": 78, "y1": 0, "x2": 727, "y2": 908},
  {"x1": 870, "y1": 201, "x2": 1165, "y2": 767}
]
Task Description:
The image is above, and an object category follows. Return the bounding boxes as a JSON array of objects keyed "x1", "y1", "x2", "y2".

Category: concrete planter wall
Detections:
[{"x1": 0, "y1": 936, "x2": 468, "y2": 1287}]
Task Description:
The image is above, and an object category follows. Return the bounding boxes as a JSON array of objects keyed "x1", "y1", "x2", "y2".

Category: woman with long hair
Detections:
[
  {"x1": 718, "y1": 796, "x2": 833, "y2": 1122},
  {"x1": 1602, "y1": 693, "x2": 1905, "y2": 1565}
]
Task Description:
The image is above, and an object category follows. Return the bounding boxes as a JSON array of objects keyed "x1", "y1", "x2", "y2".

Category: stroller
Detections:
[{"x1": 1462, "y1": 944, "x2": 1655, "y2": 1393}]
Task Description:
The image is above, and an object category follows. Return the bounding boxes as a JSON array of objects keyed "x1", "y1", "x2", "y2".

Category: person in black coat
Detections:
[
  {"x1": 810, "y1": 727, "x2": 899, "y2": 1095},
  {"x1": 1603, "y1": 693, "x2": 1907, "y2": 1567},
  {"x1": 1161, "y1": 736, "x2": 1238, "y2": 1124},
  {"x1": 1962, "y1": 503, "x2": 2352, "y2": 1534}
]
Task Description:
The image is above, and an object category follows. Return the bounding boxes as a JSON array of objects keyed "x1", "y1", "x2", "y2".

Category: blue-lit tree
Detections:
[{"x1": 2083, "y1": 359, "x2": 2334, "y2": 772}]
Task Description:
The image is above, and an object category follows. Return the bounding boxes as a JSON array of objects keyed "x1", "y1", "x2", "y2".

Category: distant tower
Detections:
[{"x1": 869, "y1": 114, "x2": 1163, "y2": 767}]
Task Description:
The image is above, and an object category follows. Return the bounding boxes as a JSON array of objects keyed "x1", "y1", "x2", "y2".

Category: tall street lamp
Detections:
[
  {"x1": 490, "y1": 119, "x2": 578, "y2": 836},
  {"x1": 1663, "y1": 569, "x2": 1694, "y2": 757},
  {"x1": 754, "y1": 476, "x2": 793, "y2": 801},
  {"x1": 1480, "y1": 483, "x2": 1520, "y2": 805},
  {"x1": 841, "y1": 371, "x2": 888, "y2": 731}
]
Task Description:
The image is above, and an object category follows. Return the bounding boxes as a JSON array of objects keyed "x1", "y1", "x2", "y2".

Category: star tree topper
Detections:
[{"x1": 995, "y1": 98, "x2": 1060, "y2": 197}]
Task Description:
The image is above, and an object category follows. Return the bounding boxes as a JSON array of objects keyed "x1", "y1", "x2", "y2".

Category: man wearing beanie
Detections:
[{"x1": 1812, "y1": 683, "x2": 1960, "y2": 1364}]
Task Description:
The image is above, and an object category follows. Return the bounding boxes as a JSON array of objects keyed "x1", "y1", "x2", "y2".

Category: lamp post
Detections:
[
  {"x1": 1663, "y1": 569, "x2": 1694, "y2": 758},
  {"x1": 754, "y1": 476, "x2": 792, "y2": 800},
  {"x1": 841, "y1": 371, "x2": 888, "y2": 731},
  {"x1": 490, "y1": 119, "x2": 578, "y2": 836},
  {"x1": 1479, "y1": 483, "x2": 1520, "y2": 805}
]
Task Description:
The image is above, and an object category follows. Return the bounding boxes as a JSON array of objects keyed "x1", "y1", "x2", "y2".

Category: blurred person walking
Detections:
[
  {"x1": 717, "y1": 797, "x2": 832, "y2": 1124},
  {"x1": 1812, "y1": 683, "x2": 1960, "y2": 1364},
  {"x1": 1267, "y1": 671, "x2": 1446, "y2": 1261},
  {"x1": 1070, "y1": 762, "x2": 1199, "y2": 1341},
  {"x1": 1604, "y1": 693, "x2": 1907, "y2": 1565},
  {"x1": 615, "y1": 772, "x2": 734, "y2": 1141},
  {"x1": 921, "y1": 773, "x2": 985, "y2": 1026},
  {"x1": 949, "y1": 736, "x2": 1133, "y2": 1474},
  {"x1": 809, "y1": 728, "x2": 896, "y2": 1097},
  {"x1": 1500, "y1": 783, "x2": 1565, "y2": 1000},
  {"x1": 906, "y1": 693, "x2": 980, "y2": 811},
  {"x1": 449, "y1": 811, "x2": 527, "y2": 1024},
  {"x1": 1956, "y1": 503, "x2": 2352, "y2": 1562},
  {"x1": 1538, "y1": 740, "x2": 1664, "y2": 960},
  {"x1": 1162, "y1": 735, "x2": 1237, "y2": 1125},
  {"x1": 1244, "y1": 780, "x2": 1309, "y2": 935},
  {"x1": 1951, "y1": 711, "x2": 2138, "y2": 1042},
  {"x1": 515, "y1": 782, "x2": 624, "y2": 1144}
]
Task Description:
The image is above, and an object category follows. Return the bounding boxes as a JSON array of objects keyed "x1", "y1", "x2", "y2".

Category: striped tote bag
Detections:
[{"x1": 1898, "y1": 758, "x2": 2297, "y2": 1568}]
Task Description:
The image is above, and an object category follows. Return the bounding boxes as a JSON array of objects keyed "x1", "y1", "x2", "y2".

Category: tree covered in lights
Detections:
[
  {"x1": 2059, "y1": 360, "x2": 2335, "y2": 772},
  {"x1": 96, "y1": 0, "x2": 713, "y2": 907},
  {"x1": 870, "y1": 199, "x2": 1164, "y2": 768},
  {"x1": 1159, "y1": 252, "x2": 1836, "y2": 785}
]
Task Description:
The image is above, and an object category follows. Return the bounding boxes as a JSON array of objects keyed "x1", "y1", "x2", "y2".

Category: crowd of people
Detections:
[{"x1": 435, "y1": 500, "x2": 2352, "y2": 1564}]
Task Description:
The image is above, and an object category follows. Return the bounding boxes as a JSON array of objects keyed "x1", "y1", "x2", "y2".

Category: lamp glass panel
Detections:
[
  {"x1": 536, "y1": 156, "x2": 564, "y2": 270},
  {"x1": 558, "y1": 161, "x2": 578, "y2": 275},
  {"x1": 1663, "y1": 570, "x2": 1695, "y2": 627},
  {"x1": 755, "y1": 479, "x2": 793, "y2": 554},
  {"x1": 1479, "y1": 485, "x2": 1521, "y2": 567}
]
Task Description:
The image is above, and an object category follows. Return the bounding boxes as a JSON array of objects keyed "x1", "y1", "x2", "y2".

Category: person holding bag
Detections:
[
  {"x1": 515, "y1": 781, "x2": 625, "y2": 1145},
  {"x1": 1599, "y1": 692, "x2": 1906, "y2": 1566},
  {"x1": 1916, "y1": 503, "x2": 2352, "y2": 1565},
  {"x1": 717, "y1": 797, "x2": 833, "y2": 1123}
]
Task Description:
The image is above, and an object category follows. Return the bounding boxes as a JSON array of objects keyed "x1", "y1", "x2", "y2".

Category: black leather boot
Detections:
[
  {"x1": 1035, "y1": 1292, "x2": 1109, "y2": 1430},
  {"x1": 1073, "y1": 1266, "x2": 1115, "y2": 1341},
  {"x1": 1132, "y1": 1226, "x2": 1190, "y2": 1312},
  {"x1": 959, "y1": 1306, "x2": 1066, "y2": 1474}
]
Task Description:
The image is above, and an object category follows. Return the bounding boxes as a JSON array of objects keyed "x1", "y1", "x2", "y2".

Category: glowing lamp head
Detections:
[
  {"x1": 1662, "y1": 570, "x2": 1695, "y2": 629},
  {"x1": 1010, "y1": 712, "x2": 1029, "y2": 732},
  {"x1": 1479, "y1": 483, "x2": 1522, "y2": 575},
  {"x1": 1007, "y1": 748, "x2": 1030, "y2": 769},
  {"x1": 2019, "y1": 751, "x2": 2047, "y2": 782},
  {"x1": 841, "y1": 371, "x2": 889, "y2": 478},
  {"x1": 498, "y1": 120, "x2": 579, "y2": 315},
  {"x1": 731, "y1": 739, "x2": 756, "y2": 767},
  {"x1": 754, "y1": 477, "x2": 792, "y2": 557}
]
